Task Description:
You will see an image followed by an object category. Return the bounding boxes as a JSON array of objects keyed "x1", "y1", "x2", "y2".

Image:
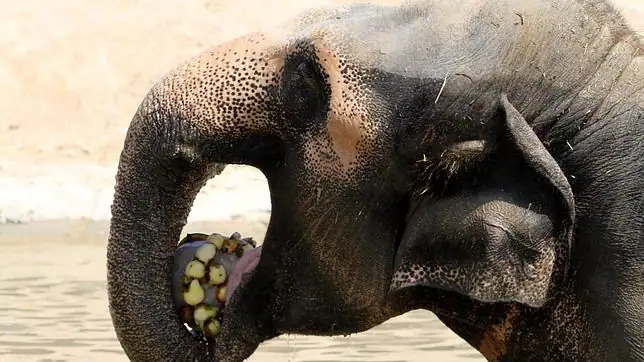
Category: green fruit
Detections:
[
  {"x1": 184, "y1": 260, "x2": 206, "y2": 279},
  {"x1": 196, "y1": 243, "x2": 217, "y2": 263},
  {"x1": 206, "y1": 234, "x2": 225, "y2": 249},
  {"x1": 183, "y1": 279, "x2": 205, "y2": 306},
  {"x1": 204, "y1": 319, "x2": 221, "y2": 338},
  {"x1": 193, "y1": 304, "x2": 218, "y2": 328},
  {"x1": 209, "y1": 264, "x2": 227, "y2": 285}
]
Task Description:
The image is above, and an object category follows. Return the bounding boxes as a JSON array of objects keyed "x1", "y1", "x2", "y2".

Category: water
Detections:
[{"x1": 0, "y1": 220, "x2": 483, "y2": 361}]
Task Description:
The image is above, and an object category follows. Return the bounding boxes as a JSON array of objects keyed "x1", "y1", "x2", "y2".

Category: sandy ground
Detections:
[
  {"x1": 0, "y1": 0, "x2": 642, "y2": 361},
  {"x1": 0, "y1": 219, "x2": 481, "y2": 362}
]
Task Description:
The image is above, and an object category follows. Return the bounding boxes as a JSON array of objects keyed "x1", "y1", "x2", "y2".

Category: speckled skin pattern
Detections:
[{"x1": 107, "y1": 0, "x2": 644, "y2": 361}]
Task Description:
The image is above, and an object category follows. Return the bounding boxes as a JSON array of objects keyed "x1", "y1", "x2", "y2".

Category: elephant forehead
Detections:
[
  {"x1": 159, "y1": 33, "x2": 286, "y2": 135},
  {"x1": 303, "y1": 38, "x2": 381, "y2": 179}
]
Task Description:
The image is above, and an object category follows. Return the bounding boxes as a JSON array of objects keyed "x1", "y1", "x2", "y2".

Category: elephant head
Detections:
[{"x1": 107, "y1": 2, "x2": 577, "y2": 361}]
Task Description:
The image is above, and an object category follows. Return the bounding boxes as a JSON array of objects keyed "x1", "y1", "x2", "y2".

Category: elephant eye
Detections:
[{"x1": 280, "y1": 54, "x2": 330, "y2": 126}]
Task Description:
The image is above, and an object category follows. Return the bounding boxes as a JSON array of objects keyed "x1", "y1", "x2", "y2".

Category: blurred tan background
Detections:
[
  {"x1": 0, "y1": 0, "x2": 387, "y2": 167},
  {"x1": 0, "y1": 0, "x2": 641, "y2": 224},
  {"x1": 0, "y1": 1, "x2": 641, "y2": 361},
  {"x1": 1, "y1": 0, "x2": 641, "y2": 167}
]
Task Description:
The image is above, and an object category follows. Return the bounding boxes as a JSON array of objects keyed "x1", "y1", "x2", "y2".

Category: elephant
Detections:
[{"x1": 106, "y1": 0, "x2": 644, "y2": 360}]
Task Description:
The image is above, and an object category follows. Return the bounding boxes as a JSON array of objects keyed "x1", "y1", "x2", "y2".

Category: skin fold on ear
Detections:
[{"x1": 390, "y1": 94, "x2": 576, "y2": 308}]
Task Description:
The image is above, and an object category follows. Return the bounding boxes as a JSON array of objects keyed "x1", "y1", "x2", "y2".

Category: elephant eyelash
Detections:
[
  {"x1": 484, "y1": 220, "x2": 542, "y2": 256},
  {"x1": 411, "y1": 142, "x2": 488, "y2": 199}
]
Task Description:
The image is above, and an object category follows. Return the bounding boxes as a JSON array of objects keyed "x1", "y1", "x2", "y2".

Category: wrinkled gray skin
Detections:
[{"x1": 107, "y1": 0, "x2": 644, "y2": 360}]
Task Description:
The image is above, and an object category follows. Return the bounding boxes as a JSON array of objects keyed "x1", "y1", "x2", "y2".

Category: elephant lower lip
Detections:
[{"x1": 226, "y1": 245, "x2": 263, "y2": 303}]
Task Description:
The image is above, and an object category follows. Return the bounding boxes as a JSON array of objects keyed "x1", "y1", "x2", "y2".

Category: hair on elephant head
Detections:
[{"x1": 391, "y1": 94, "x2": 575, "y2": 308}]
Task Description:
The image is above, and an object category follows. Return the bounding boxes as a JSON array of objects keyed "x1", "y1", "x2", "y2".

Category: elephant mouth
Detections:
[{"x1": 170, "y1": 232, "x2": 266, "y2": 342}]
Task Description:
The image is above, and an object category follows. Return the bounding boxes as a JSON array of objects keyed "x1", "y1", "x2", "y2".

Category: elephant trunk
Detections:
[{"x1": 107, "y1": 34, "x2": 282, "y2": 362}]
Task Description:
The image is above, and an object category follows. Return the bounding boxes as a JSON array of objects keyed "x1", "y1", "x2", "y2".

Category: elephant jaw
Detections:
[{"x1": 225, "y1": 245, "x2": 262, "y2": 304}]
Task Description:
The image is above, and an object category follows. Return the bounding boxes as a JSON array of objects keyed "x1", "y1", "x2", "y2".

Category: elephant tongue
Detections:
[{"x1": 225, "y1": 245, "x2": 262, "y2": 303}]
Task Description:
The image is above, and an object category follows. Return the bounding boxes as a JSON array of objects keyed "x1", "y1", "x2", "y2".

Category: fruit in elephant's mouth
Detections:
[
  {"x1": 185, "y1": 260, "x2": 206, "y2": 279},
  {"x1": 183, "y1": 279, "x2": 205, "y2": 306},
  {"x1": 209, "y1": 264, "x2": 227, "y2": 285},
  {"x1": 195, "y1": 243, "x2": 217, "y2": 263},
  {"x1": 172, "y1": 232, "x2": 257, "y2": 342}
]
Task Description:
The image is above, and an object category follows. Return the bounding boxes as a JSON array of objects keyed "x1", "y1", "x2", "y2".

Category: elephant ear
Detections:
[
  {"x1": 498, "y1": 94, "x2": 575, "y2": 267},
  {"x1": 390, "y1": 94, "x2": 575, "y2": 308}
]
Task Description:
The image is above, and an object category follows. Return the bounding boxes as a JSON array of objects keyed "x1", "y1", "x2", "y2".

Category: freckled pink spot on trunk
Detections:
[{"x1": 226, "y1": 245, "x2": 262, "y2": 303}]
